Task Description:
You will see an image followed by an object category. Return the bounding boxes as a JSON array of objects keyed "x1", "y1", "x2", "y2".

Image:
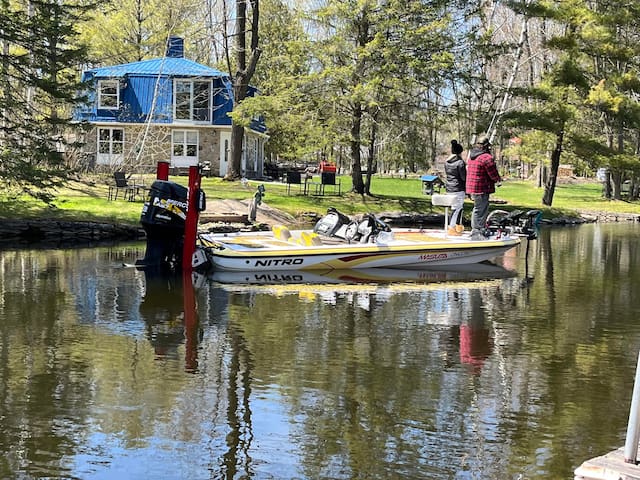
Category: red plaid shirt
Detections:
[{"x1": 465, "y1": 149, "x2": 501, "y2": 194}]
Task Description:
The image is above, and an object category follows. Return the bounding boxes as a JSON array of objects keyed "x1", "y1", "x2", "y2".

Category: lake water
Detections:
[{"x1": 0, "y1": 222, "x2": 639, "y2": 479}]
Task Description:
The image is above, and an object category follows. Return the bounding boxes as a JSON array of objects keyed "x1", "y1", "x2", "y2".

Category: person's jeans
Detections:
[
  {"x1": 470, "y1": 193, "x2": 490, "y2": 235},
  {"x1": 448, "y1": 191, "x2": 466, "y2": 226}
]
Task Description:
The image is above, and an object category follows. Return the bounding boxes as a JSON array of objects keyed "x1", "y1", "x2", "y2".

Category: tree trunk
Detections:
[
  {"x1": 231, "y1": 123, "x2": 245, "y2": 177},
  {"x1": 603, "y1": 170, "x2": 612, "y2": 199},
  {"x1": 350, "y1": 104, "x2": 364, "y2": 194},
  {"x1": 542, "y1": 128, "x2": 564, "y2": 206},
  {"x1": 611, "y1": 169, "x2": 622, "y2": 200},
  {"x1": 224, "y1": 0, "x2": 260, "y2": 180},
  {"x1": 611, "y1": 123, "x2": 624, "y2": 200},
  {"x1": 364, "y1": 111, "x2": 378, "y2": 195}
]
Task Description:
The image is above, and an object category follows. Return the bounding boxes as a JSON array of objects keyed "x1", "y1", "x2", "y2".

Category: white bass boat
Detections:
[{"x1": 196, "y1": 208, "x2": 533, "y2": 272}]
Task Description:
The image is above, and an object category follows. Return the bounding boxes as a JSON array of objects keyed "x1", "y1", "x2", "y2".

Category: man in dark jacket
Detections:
[{"x1": 466, "y1": 135, "x2": 502, "y2": 240}]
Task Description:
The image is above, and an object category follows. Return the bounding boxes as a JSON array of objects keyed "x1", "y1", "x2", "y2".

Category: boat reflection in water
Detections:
[{"x1": 206, "y1": 262, "x2": 517, "y2": 289}]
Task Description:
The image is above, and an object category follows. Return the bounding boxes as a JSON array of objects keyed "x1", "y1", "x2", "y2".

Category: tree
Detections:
[
  {"x1": 77, "y1": 0, "x2": 201, "y2": 64},
  {"x1": 309, "y1": 0, "x2": 458, "y2": 195},
  {"x1": 0, "y1": 0, "x2": 89, "y2": 201},
  {"x1": 223, "y1": 0, "x2": 261, "y2": 180},
  {"x1": 504, "y1": 0, "x2": 640, "y2": 205},
  {"x1": 231, "y1": 0, "x2": 321, "y2": 163}
]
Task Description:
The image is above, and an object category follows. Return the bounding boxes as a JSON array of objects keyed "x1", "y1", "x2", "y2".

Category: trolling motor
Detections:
[{"x1": 486, "y1": 209, "x2": 542, "y2": 240}]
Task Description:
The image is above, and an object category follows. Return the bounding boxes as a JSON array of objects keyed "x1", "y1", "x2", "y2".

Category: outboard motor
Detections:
[{"x1": 136, "y1": 180, "x2": 188, "y2": 269}]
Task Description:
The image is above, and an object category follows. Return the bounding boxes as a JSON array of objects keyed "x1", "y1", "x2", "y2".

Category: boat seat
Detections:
[
  {"x1": 272, "y1": 225, "x2": 292, "y2": 241},
  {"x1": 298, "y1": 231, "x2": 322, "y2": 246},
  {"x1": 431, "y1": 194, "x2": 459, "y2": 233}
]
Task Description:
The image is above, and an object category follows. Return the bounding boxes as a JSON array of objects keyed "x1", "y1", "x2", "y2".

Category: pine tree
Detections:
[{"x1": 0, "y1": 0, "x2": 89, "y2": 201}]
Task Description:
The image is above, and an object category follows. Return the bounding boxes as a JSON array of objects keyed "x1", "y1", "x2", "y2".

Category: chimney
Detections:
[{"x1": 166, "y1": 36, "x2": 184, "y2": 58}]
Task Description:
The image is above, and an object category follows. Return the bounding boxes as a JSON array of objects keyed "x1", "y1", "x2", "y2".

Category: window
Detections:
[
  {"x1": 171, "y1": 130, "x2": 199, "y2": 167},
  {"x1": 98, "y1": 80, "x2": 119, "y2": 109},
  {"x1": 174, "y1": 80, "x2": 211, "y2": 122},
  {"x1": 97, "y1": 128, "x2": 124, "y2": 165}
]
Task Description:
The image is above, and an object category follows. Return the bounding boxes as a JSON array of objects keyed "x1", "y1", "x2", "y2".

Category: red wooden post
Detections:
[
  {"x1": 182, "y1": 269, "x2": 198, "y2": 372},
  {"x1": 182, "y1": 166, "x2": 201, "y2": 272},
  {"x1": 157, "y1": 160, "x2": 170, "y2": 180}
]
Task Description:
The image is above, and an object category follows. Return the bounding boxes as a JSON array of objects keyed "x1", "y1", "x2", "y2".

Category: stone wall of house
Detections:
[
  {"x1": 199, "y1": 128, "x2": 219, "y2": 175},
  {"x1": 123, "y1": 125, "x2": 172, "y2": 169},
  {"x1": 81, "y1": 123, "x2": 266, "y2": 178}
]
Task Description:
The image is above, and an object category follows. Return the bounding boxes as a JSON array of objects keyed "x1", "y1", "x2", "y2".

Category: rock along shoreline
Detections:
[{"x1": 0, "y1": 210, "x2": 637, "y2": 247}]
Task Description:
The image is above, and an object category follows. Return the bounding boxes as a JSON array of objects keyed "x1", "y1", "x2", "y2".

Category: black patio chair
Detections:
[
  {"x1": 286, "y1": 171, "x2": 303, "y2": 195},
  {"x1": 109, "y1": 171, "x2": 142, "y2": 201},
  {"x1": 318, "y1": 172, "x2": 341, "y2": 196}
]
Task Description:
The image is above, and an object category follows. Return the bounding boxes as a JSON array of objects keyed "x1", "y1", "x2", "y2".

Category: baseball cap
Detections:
[{"x1": 477, "y1": 135, "x2": 491, "y2": 146}]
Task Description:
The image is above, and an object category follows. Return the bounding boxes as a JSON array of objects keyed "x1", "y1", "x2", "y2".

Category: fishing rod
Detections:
[{"x1": 479, "y1": 2, "x2": 532, "y2": 146}]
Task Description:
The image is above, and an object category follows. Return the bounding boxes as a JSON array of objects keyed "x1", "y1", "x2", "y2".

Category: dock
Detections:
[{"x1": 575, "y1": 447, "x2": 640, "y2": 479}]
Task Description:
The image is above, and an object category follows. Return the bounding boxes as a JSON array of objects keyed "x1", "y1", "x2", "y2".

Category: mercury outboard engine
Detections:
[{"x1": 136, "y1": 180, "x2": 188, "y2": 269}]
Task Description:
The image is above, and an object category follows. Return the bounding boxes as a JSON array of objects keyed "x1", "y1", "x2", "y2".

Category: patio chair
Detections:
[
  {"x1": 318, "y1": 172, "x2": 341, "y2": 196},
  {"x1": 286, "y1": 171, "x2": 303, "y2": 195},
  {"x1": 109, "y1": 171, "x2": 142, "y2": 201}
]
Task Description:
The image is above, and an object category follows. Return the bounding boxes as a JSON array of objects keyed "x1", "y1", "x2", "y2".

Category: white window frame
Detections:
[
  {"x1": 171, "y1": 129, "x2": 199, "y2": 167},
  {"x1": 98, "y1": 80, "x2": 119, "y2": 110},
  {"x1": 96, "y1": 127, "x2": 124, "y2": 165},
  {"x1": 173, "y1": 79, "x2": 211, "y2": 123}
]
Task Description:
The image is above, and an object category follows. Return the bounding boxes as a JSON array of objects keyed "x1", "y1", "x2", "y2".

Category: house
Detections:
[{"x1": 74, "y1": 37, "x2": 267, "y2": 178}]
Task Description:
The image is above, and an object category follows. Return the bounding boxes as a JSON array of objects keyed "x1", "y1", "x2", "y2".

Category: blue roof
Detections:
[{"x1": 86, "y1": 57, "x2": 227, "y2": 78}]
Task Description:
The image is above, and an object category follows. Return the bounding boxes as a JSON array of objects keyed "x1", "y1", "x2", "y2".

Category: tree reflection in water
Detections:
[{"x1": 0, "y1": 223, "x2": 639, "y2": 479}]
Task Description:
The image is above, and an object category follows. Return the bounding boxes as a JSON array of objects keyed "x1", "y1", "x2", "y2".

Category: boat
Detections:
[
  {"x1": 195, "y1": 208, "x2": 535, "y2": 272},
  {"x1": 207, "y1": 263, "x2": 517, "y2": 287}
]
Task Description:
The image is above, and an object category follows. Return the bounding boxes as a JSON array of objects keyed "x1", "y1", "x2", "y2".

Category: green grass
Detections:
[{"x1": 0, "y1": 174, "x2": 636, "y2": 226}]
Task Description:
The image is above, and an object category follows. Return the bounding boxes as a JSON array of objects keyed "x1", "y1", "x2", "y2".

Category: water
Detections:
[{"x1": 0, "y1": 223, "x2": 639, "y2": 479}]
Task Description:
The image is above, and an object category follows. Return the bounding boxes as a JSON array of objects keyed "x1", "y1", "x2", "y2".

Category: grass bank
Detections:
[{"x1": 0, "y1": 174, "x2": 636, "y2": 225}]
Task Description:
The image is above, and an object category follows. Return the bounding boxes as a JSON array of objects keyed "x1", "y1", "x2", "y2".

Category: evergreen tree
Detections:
[{"x1": 0, "y1": 0, "x2": 89, "y2": 201}]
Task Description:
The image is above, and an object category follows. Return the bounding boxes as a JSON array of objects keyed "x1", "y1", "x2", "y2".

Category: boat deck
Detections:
[{"x1": 200, "y1": 229, "x2": 479, "y2": 252}]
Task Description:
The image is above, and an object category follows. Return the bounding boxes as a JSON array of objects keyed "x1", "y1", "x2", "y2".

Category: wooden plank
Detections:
[
  {"x1": 200, "y1": 213, "x2": 249, "y2": 224},
  {"x1": 574, "y1": 447, "x2": 640, "y2": 480}
]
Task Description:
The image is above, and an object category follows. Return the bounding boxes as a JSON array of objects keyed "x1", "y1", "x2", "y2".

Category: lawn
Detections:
[{"x1": 0, "y1": 173, "x2": 636, "y2": 226}]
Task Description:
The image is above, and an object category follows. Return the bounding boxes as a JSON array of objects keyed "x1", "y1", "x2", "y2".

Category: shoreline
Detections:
[{"x1": 0, "y1": 208, "x2": 637, "y2": 248}]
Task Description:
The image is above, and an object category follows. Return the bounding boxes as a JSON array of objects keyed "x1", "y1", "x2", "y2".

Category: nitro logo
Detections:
[
  {"x1": 255, "y1": 274, "x2": 304, "y2": 282},
  {"x1": 255, "y1": 258, "x2": 304, "y2": 267}
]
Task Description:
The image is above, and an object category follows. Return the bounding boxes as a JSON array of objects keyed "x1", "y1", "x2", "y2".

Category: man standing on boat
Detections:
[{"x1": 466, "y1": 135, "x2": 502, "y2": 240}]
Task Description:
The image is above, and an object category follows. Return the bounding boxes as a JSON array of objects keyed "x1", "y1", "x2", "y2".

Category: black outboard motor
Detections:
[{"x1": 136, "y1": 180, "x2": 188, "y2": 269}]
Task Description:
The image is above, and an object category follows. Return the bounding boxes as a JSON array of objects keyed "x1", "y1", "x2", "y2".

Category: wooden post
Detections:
[
  {"x1": 182, "y1": 269, "x2": 198, "y2": 372},
  {"x1": 157, "y1": 160, "x2": 170, "y2": 180},
  {"x1": 624, "y1": 351, "x2": 640, "y2": 463},
  {"x1": 182, "y1": 166, "x2": 201, "y2": 272}
]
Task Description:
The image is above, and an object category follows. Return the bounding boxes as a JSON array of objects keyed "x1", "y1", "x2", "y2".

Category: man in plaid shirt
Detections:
[{"x1": 466, "y1": 135, "x2": 502, "y2": 240}]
